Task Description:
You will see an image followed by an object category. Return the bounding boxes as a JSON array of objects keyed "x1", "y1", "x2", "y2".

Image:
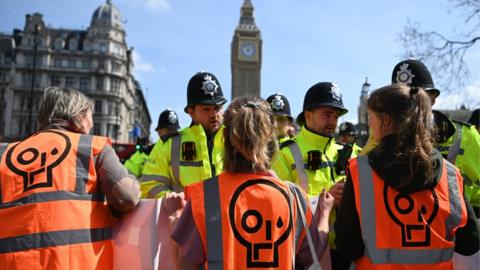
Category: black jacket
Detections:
[{"x1": 335, "y1": 135, "x2": 480, "y2": 260}]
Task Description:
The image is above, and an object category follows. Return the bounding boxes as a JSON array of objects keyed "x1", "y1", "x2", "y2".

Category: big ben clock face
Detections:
[{"x1": 239, "y1": 41, "x2": 256, "y2": 60}]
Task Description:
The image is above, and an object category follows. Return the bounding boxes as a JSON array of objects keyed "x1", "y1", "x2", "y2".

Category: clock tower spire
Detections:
[{"x1": 231, "y1": 0, "x2": 262, "y2": 99}]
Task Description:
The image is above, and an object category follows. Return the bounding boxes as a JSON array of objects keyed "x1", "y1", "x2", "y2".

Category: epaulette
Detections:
[
  {"x1": 279, "y1": 139, "x2": 295, "y2": 149},
  {"x1": 160, "y1": 131, "x2": 181, "y2": 143}
]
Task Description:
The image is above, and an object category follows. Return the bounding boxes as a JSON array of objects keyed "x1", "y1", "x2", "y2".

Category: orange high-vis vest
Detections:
[
  {"x1": 349, "y1": 156, "x2": 468, "y2": 270},
  {"x1": 186, "y1": 172, "x2": 313, "y2": 270},
  {"x1": 0, "y1": 129, "x2": 115, "y2": 270}
]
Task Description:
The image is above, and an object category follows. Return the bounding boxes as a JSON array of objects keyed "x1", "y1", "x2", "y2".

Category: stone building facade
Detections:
[{"x1": 0, "y1": 0, "x2": 150, "y2": 142}]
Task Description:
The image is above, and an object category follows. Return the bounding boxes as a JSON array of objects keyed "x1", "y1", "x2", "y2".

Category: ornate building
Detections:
[
  {"x1": 357, "y1": 78, "x2": 370, "y2": 146},
  {"x1": 0, "y1": 0, "x2": 151, "y2": 142},
  {"x1": 231, "y1": 0, "x2": 262, "y2": 99}
]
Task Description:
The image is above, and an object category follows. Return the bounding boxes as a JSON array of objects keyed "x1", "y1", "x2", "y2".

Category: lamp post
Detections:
[{"x1": 27, "y1": 24, "x2": 40, "y2": 134}]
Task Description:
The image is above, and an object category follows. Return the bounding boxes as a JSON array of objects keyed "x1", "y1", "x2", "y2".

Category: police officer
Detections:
[
  {"x1": 272, "y1": 82, "x2": 353, "y2": 270},
  {"x1": 155, "y1": 108, "x2": 181, "y2": 141},
  {"x1": 338, "y1": 122, "x2": 362, "y2": 156},
  {"x1": 140, "y1": 71, "x2": 227, "y2": 198},
  {"x1": 392, "y1": 59, "x2": 480, "y2": 217},
  {"x1": 124, "y1": 137, "x2": 151, "y2": 178},
  {"x1": 266, "y1": 93, "x2": 296, "y2": 143}
]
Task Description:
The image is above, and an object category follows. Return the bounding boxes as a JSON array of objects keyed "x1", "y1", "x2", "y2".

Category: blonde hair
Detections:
[
  {"x1": 37, "y1": 86, "x2": 94, "y2": 131},
  {"x1": 223, "y1": 97, "x2": 278, "y2": 173}
]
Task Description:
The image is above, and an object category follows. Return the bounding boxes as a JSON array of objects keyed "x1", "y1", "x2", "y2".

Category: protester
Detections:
[
  {"x1": 335, "y1": 84, "x2": 479, "y2": 269},
  {"x1": 165, "y1": 97, "x2": 334, "y2": 269},
  {"x1": 0, "y1": 86, "x2": 140, "y2": 269},
  {"x1": 141, "y1": 71, "x2": 226, "y2": 198},
  {"x1": 391, "y1": 59, "x2": 480, "y2": 218}
]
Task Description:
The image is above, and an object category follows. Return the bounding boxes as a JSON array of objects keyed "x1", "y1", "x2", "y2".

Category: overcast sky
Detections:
[{"x1": 2, "y1": 0, "x2": 479, "y2": 141}]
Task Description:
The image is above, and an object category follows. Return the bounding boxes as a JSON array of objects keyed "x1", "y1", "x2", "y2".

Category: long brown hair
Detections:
[
  {"x1": 223, "y1": 97, "x2": 278, "y2": 173},
  {"x1": 368, "y1": 84, "x2": 434, "y2": 185}
]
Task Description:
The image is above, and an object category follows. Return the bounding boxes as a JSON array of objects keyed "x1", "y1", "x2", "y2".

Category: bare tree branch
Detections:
[{"x1": 398, "y1": 0, "x2": 480, "y2": 99}]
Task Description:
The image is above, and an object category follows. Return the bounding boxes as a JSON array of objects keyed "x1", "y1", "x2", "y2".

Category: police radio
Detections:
[
  {"x1": 306, "y1": 150, "x2": 322, "y2": 170},
  {"x1": 182, "y1": 141, "x2": 196, "y2": 161}
]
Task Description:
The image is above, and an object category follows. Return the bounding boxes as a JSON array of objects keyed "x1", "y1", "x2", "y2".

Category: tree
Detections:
[{"x1": 398, "y1": 0, "x2": 480, "y2": 93}]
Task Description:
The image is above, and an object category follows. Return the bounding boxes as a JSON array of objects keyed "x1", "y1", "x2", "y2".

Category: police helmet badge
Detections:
[
  {"x1": 201, "y1": 75, "x2": 219, "y2": 97},
  {"x1": 331, "y1": 83, "x2": 342, "y2": 101},
  {"x1": 396, "y1": 63, "x2": 415, "y2": 85},
  {"x1": 340, "y1": 123, "x2": 348, "y2": 132},
  {"x1": 168, "y1": 111, "x2": 177, "y2": 125},
  {"x1": 270, "y1": 94, "x2": 285, "y2": 111}
]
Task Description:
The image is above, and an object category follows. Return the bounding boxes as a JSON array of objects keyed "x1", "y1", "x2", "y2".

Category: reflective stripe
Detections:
[
  {"x1": 0, "y1": 190, "x2": 105, "y2": 209},
  {"x1": 140, "y1": 174, "x2": 170, "y2": 183},
  {"x1": 288, "y1": 143, "x2": 309, "y2": 193},
  {"x1": 0, "y1": 143, "x2": 8, "y2": 203},
  {"x1": 287, "y1": 182, "x2": 320, "y2": 267},
  {"x1": 447, "y1": 123, "x2": 463, "y2": 163},
  {"x1": 0, "y1": 227, "x2": 111, "y2": 254},
  {"x1": 179, "y1": 160, "x2": 203, "y2": 167},
  {"x1": 75, "y1": 134, "x2": 92, "y2": 194},
  {"x1": 203, "y1": 176, "x2": 224, "y2": 270},
  {"x1": 285, "y1": 182, "x2": 308, "y2": 249},
  {"x1": 444, "y1": 161, "x2": 463, "y2": 240},
  {"x1": 170, "y1": 134, "x2": 181, "y2": 185},
  {"x1": 356, "y1": 156, "x2": 454, "y2": 264},
  {"x1": 147, "y1": 184, "x2": 171, "y2": 198}
]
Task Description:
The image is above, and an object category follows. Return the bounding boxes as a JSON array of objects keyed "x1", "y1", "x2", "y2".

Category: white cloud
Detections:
[
  {"x1": 433, "y1": 81, "x2": 480, "y2": 110},
  {"x1": 125, "y1": 0, "x2": 171, "y2": 13},
  {"x1": 132, "y1": 50, "x2": 155, "y2": 76}
]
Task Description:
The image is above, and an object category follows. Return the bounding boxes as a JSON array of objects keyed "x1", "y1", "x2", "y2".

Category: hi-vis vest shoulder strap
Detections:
[
  {"x1": 189, "y1": 173, "x2": 310, "y2": 270},
  {"x1": 288, "y1": 143, "x2": 309, "y2": 193},
  {"x1": 447, "y1": 122, "x2": 463, "y2": 164},
  {"x1": 0, "y1": 130, "x2": 114, "y2": 268},
  {"x1": 350, "y1": 156, "x2": 467, "y2": 268}
]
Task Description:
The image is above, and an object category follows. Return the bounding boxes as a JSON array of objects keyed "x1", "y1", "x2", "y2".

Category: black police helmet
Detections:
[
  {"x1": 266, "y1": 93, "x2": 293, "y2": 121},
  {"x1": 296, "y1": 82, "x2": 348, "y2": 125},
  {"x1": 468, "y1": 108, "x2": 480, "y2": 127},
  {"x1": 155, "y1": 108, "x2": 180, "y2": 131},
  {"x1": 391, "y1": 59, "x2": 440, "y2": 98},
  {"x1": 184, "y1": 71, "x2": 227, "y2": 113},
  {"x1": 338, "y1": 122, "x2": 356, "y2": 136}
]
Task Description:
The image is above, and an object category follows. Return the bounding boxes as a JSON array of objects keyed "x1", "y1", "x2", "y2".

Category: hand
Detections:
[
  {"x1": 317, "y1": 188, "x2": 334, "y2": 215},
  {"x1": 162, "y1": 192, "x2": 186, "y2": 225},
  {"x1": 328, "y1": 181, "x2": 345, "y2": 207}
]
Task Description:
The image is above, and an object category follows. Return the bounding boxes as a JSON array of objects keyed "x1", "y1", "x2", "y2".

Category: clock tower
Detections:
[{"x1": 231, "y1": 0, "x2": 262, "y2": 99}]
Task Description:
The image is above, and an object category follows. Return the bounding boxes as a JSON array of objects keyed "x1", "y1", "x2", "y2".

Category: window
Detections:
[
  {"x1": 94, "y1": 100, "x2": 102, "y2": 115},
  {"x1": 79, "y1": 77, "x2": 90, "y2": 90},
  {"x1": 111, "y1": 78, "x2": 121, "y2": 93},
  {"x1": 69, "y1": 39, "x2": 77, "y2": 51},
  {"x1": 107, "y1": 124, "x2": 120, "y2": 140},
  {"x1": 108, "y1": 101, "x2": 115, "y2": 115},
  {"x1": 82, "y1": 60, "x2": 91, "y2": 69},
  {"x1": 97, "y1": 61, "x2": 104, "y2": 70},
  {"x1": 96, "y1": 77, "x2": 103, "y2": 90},
  {"x1": 53, "y1": 58, "x2": 62, "y2": 67},
  {"x1": 50, "y1": 75, "x2": 61, "y2": 86},
  {"x1": 84, "y1": 41, "x2": 91, "y2": 51},
  {"x1": 112, "y1": 62, "x2": 121, "y2": 73},
  {"x1": 55, "y1": 39, "x2": 63, "y2": 50},
  {"x1": 67, "y1": 59, "x2": 76, "y2": 68},
  {"x1": 65, "y1": 76, "x2": 76, "y2": 88},
  {"x1": 93, "y1": 123, "x2": 101, "y2": 136},
  {"x1": 99, "y1": 43, "x2": 107, "y2": 53}
]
